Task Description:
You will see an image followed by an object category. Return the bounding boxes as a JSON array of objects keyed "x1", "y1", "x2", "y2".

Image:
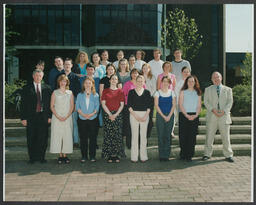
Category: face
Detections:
[
  {"x1": 36, "y1": 64, "x2": 44, "y2": 71},
  {"x1": 33, "y1": 72, "x2": 44, "y2": 84},
  {"x1": 59, "y1": 79, "x2": 68, "y2": 88},
  {"x1": 110, "y1": 76, "x2": 118, "y2": 86},
  {"x1": 119, "y1": 61, "x2": 127, "y2": 71},
  {"x1": 101, "y1": 52, "x2": 108, "y2": 61},
  {"x1": 129, "y1": 57, "x2": 136, "y2": 66},
  {"x1": 153, "y1": 50, "x2": 161, "y2": 60},
  {"x1": 131, "y1": 71, "x2": 139, "y2": 80},
  {"x1": 92, "y1": 54, "x2": 100, "y2": 64},
  {"x1": 136, "y1": 51, "x2": 142, "y2": 60},
  {"x1": 142, "y1": 65, "x2": 149, "y2": 74},
  {"x1": 86, "y1": 67, "x2": 95, "y2": 76},
  {"x1": 79, "y1": 53, "x2": 86, "y2": 63},
  {"x1": 174, "y1": 50, "x2": 182, "y2": 59},
  {"x1": 107, "y1": 66, "x2": 115, "y2": 76},
  {"x1": 162, "y1": 78, "x2": 170, "y2": 88},
  {"x1": 136, "y1": 76, "x2": 145, "y2": 88},
  {"x1": 187, "y1": 77, "x2": 195, "y2": 88},
  {"x1": 163, "y1": 64, "x2": 171, "y2": 73},
  {"x1": 54, "y1": 58, "x2": 63, "y2": 69},
  {"x1": 84, "y1": 79, "x2": 93, "y2": 90},
  {"x1": 211, "y1": 72, "x2": 222, "y2": 86},
  {"x1": 64, "y1": 60, "x2": 73, "y2": 72},
  {"x1": 117, "y1": 51, "x2": 124, "y2": 60},
  {"x1": 182, "y1": 68, "x2": 191, "y2": 79}
]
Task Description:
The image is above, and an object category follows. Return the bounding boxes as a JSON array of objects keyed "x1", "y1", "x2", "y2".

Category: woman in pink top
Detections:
[{"x1": 157, "y1": 61, "x2": 176, "y2": 91}]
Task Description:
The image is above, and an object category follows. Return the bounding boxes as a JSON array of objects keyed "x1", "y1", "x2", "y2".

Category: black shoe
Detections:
[
  {"x1": 202, "y1": 156, "x2": 210, "y2": 161},
  {"x1": 225, "y1": 157, "x2": 234, "y2": 163},
  {"x1": 63, "y1": 157, "x2": 70, "y2": 164},
  {"x1": 28, "y1": 159, "x2": 35, "y2": 164},
  {"x1": 58, "y1": 157, "x2": 63, "y2": 164},
  {"x1": 40, "y1": 159, "x2": 47, "y2": 163}
]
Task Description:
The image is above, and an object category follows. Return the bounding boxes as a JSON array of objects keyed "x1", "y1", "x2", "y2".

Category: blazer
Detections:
[
  {"x1": 20, "y1": 82, "x2": 52, "y2": 121},
  {"x1": 204, "y1": 84, "x2": 233, "y2": 124}
]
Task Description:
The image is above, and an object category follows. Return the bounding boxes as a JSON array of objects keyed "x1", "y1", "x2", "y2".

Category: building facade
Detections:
[{"x1": 6, "y1": 4, "x2": 224, "y2": 89}]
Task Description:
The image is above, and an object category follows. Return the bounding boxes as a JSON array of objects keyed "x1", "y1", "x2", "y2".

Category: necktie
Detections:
[
  {"x1": 36, "y1": 84, "x2": 41, "y2": 112},
  {"x1": 216, "y1": 85, "x2": 220, "y2": 97}
]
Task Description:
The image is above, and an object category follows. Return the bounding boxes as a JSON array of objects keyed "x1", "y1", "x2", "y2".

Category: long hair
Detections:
[
  {"x1": 141, "y1": 63, "x2": 153, "y2": 80},
  {"x1": 118, "y1": 58, "x2": 129, "y2": 72},
  {"x1": 57, "y1": 74, "x2": 70, "y2": 90},
  {"x1": 181, "y1": 75, "x2": 202, "y2": 96},
  {"x1": 75, "y1": 51, "x2": 89, "y2": 64},
  {"x1": 136, "y1": 50, "x2": 146, "y2": 60},
  {"x1": 162, "y1": 61, "x2": 172, "y2": 72},
  {"x1": 106, "y1": 63, "x2": 116, "y2": 75},
  {"x1": 81, "y1": 76, "x2": 96, "y2": 95},
  {"x1": 109, "y1": 74, "x2": 119, "y2": 88}
]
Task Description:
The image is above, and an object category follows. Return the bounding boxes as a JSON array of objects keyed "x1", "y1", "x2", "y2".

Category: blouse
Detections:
[
  {"x1": 101, "y1": 88, "x2": 125, "y2": 111},
  {"x1": 76, "y1": 92, "x2": 100, "y2": 120},
  {"x1": 127, "y1": 89, "x2": 152, "y2": 111},
  {"x1": 94, "y1": 65, "x2": 106, "y2": 79},
  {"x1": 182, "y1": 90, "x2": 199, "y2": 113},
  {"x1": 117, "y1": 71, "x2": 131, "y2": 86}
]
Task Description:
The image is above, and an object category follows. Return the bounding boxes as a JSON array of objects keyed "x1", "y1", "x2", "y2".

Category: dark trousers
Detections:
[
  {"x1": 123, "y1": 105, "x2": 131, "y2": 149},
  {"x1": 26, "y1": 113, "x2": 49, "y2": 161},
  {"x1": 146, "y1": 96, "x2": 154, "y2": 138},
  {"x1": 77, "y1": 118, "x2": 97, "y2": 159},
  {"x1": 179, "y1": 112, "x2": 199, "y2": 159}
]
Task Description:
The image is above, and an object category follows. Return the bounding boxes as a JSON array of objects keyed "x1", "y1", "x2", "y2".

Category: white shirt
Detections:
[
  {"x1": 154, "y1": 89, "x2": 176, "y2": 98},
  {"x1": 148, "y1": 59, "x2": 164, "y2": 80},
  {"x1": 85, "y1": 94, "x2": 90, "y2": 110},
  {"x1": 134, "y1": 60, "x2": 146, "y2": 71}
]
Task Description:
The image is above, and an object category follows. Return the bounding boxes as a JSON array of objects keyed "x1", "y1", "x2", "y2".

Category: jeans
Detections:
[{"x1": 156, "y1": 113, "x2": 174, "y2": 159}]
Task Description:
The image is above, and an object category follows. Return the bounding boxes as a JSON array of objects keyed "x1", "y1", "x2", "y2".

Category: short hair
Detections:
[
  {"x1": 86, "y1": 63, "x2": 95, "y2": 70},
  {"x1": 101, "y1": 50, "x2": 109, "y2": 55},
  {"x1": 173, "y1": 48, "x2": 182, "y2": 53},
  {"x1": 181, "y1": 66, "x2": 189, "y2": 72},
  {"x1": 75, "y1": 51, "x2": 89, "y2": 64},
  {"x1": 36, "y1": 60, "x2": 45, "y2": 65},
  {"x1": 130, "y1": 68, "x2": 139, "y2": 78},
  {"x1": 129, "y1": 54, "x2": 136, "y2": 60},
  {"x1": 162, "y1": 61, "x2": 172, "y2": 72},
  {"x1": 136, "y1": 50, "x2": 146, "y2": 60},
  {"x1": 136, "y1": 75, "x2": 144, "y2": 81},
  {"x1": 64, "y1": 58, "x2": 73, "y2": 64},
  {"x1": 211, "y1": 71, "x2": 222, "y2": 79},
  {"x1": 117, "y1": 50, "x2": 124, "y2": 56},
  {"x1": 56, "y1": 74, "x2": 70, "y2": 90},
  {"x1": 153, "y1": 48, "x2": 162, "y2": 55},
  {"x1": 54, "y1": 56, "x2": 63, "y2": 61},
  {"x1": 118, "y1": 58, "x2": 129, "y2": 72},
  {"x1": 106, "y1": 63, "x2": 116, "y2": 74},
  {"x1": 91, "y1": 52, "x2": 100, "y2": 63},
  {"x1": 161, "y1": 76, "x2": 172, "y2": 84},
  {"x1": 33, "y1": 69, "x2": 44, "y2": 75}
]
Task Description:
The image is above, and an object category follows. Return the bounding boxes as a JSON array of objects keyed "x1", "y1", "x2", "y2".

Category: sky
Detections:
[{"x1": 226, "y1": 4, "x2": 253, "y2": 53}]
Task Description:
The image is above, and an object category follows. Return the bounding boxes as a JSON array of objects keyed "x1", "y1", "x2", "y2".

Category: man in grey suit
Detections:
[{"x1": 202, "y1": 71, "x2": 234, "y2": 162}]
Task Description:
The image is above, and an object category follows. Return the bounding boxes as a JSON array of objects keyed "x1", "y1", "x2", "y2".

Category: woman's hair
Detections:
[
  {"x1": 161, "y1": 75, "x2": 172, "y2": 84},
  {"x1": 117, "y1": 50, "x2": 124, "y2": 57},
  {"x1": 86, "y1": 63, "x2": 95, "y2": 70},
  {"x1": 136, "y1": 50, "x2": 146, "y2": 60},
  {"x1": 130, "y1": 68, "x2": 139, "y2": 78},
  {"x1": 91, "y1": 52, "x2": 100, "y2": 63},
  {"x1": 181, "y1": 66, "x2": 189, "y2": 72},
  {"x1": 136, "y1": 74, "x2": 145, "y2": 81},
  {"x1": 81, "y1": 76, "x2": 96, "y2": 95},
  {"x1": 118, "y1": 58, "x2": 129, "y2": 72},
  {"x1": 162, "y1": 61, "x2": 172, "y2": 72},
  {"x1": 129, "y1": 54, "x2": 136, "y2": 60},
  {"x1": 181, "y1": 75, "x2": 202, "y2": 96},
  {"x1": 141, "y1": 63, "x2": 153, "y2": 79},
  {"x1": 106, "y1": 63, "x2": 116, "y2": 75},
  {"x1": 57, "y1": 74, "x2": 70, "y2": 90},
  {"x1": 109, "y1": 74, "x2": 119, "y2": 88},
  {"x1": 101, "y1": 50, "x2": 109, "y2": 55},
  {"x1": 75, "y1": 51, "x2": 89, "y2": 64}
]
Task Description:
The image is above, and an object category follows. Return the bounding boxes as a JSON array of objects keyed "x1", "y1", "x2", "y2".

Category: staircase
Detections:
[{"x1": 5, "y1": 117, "x2": 251, "y2": 161}]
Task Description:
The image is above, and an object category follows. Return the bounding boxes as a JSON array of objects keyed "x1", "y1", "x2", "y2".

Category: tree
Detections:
[
  {"x1": 240, "y1": 53, "x2": 252, "y2": 85},
  {"x1": 162, "y1": 8, "x2": 203, "y2": 61}
]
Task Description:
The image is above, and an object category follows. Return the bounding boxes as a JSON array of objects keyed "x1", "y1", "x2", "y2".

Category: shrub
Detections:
[{"x1": 231, "y1": 84, "x2": 251, "y2": 116}]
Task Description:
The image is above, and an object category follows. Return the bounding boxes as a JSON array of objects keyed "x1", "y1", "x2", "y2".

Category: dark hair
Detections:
[
  {"x1": 161, "y1": 76, "x2": 172, "y2": 84},
  {"x1": 64, "y1": 58, "x2": 73, "y2": 64},
  {"x1": 129, "y1": 54, "x2": 136, "y2": 59},
  {"x1": 162, "y1": 61, "x2": 172, "y2": 72},
  {"x1": 54, "y1": 56, "x2": 63, "y2": 61},
  {"x1": 86, "y1": 63, "x2": 95, "y2": 70},
  {"x1": 130, "y1": 68, "x2": 139, "y2": 78},
  {"x1": 173, "y1": 48, "x2": 182, "y2": 53},
  {"x1": 109, "y1": 74, "x2": 119, "y2": 88},
  {"x1": 91, "y1": 52, "x2": 100, "y2": 63},
  {"x1": 181, "y1": 66, "x2": 189, "y2": 72},
  {"x1": 36, "y1": 60, "x2": 45, "y2": 65},
  {"x1": 106, "y1": 63, "x2": 116, "y2": 74},
  {"x1": 101, "y1": 50, "x2": 109, "y2": 55},
  {"x1": 153, "y1": 48, "x2": 162, "y2": 55},
  {"x1": 181, "y1": 75, "x2": 202, "y2": 96},
  {"x1": 136, "y1": 50, "x2": 146, "y2": 60}
]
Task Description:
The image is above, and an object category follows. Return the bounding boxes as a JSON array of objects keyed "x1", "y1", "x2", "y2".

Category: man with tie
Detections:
[
  {"x1": 20, "y1": 69, "x2": 52, "y2": 164},
  {"x1": 202, "y1": 71, "x2": 234, "y2": 162}
]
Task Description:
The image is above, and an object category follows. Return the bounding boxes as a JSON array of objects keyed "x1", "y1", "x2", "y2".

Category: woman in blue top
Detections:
[
  {"x1": 76, "y1": 77, "x2": 100, "y2": 163},
  {"x1": 154, "y1": 76, "x2": 176, "y2": 161},
  {"x1": 73, "y1": 51, "x2": 90, "y2": 79},
  {"x1": 178, "y1": 75, "x2": 202, "y2": 162},
  {"x1": 91, "y1": 52, "x2": 106, "y2": 80}
]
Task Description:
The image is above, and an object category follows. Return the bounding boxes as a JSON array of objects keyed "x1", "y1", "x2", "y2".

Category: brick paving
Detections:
[{"x1": 4, "y1": 155, "x2": 252, "y2": 202}]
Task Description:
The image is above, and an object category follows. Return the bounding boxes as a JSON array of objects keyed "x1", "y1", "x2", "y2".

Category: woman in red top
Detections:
[{"x1": 101, "y1": 74, "x2": 126, "y2": 162}]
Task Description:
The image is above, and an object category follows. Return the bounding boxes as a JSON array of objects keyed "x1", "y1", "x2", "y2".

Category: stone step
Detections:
[
  {"x1": 4, "y1": 144, "x2": 251, "y2": 161},
  {"x1": 5, "y1": 134, "x2": 251, "y2": 147},
  {"x1": 4, "y1": 116, "x2": 252, "y2": 127},
  {"x1": 4, "y1": 124, "x2": 252, "y2": 137}
]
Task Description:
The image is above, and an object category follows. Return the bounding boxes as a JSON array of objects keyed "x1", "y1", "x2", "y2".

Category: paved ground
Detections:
[{"x1": 4, "y1": 151, "x2": 252, "y2": 202}]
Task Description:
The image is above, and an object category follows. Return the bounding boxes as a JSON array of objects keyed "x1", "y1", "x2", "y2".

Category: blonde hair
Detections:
[
  {"x1": 141, "y1": 63, "x2": 153, "y2": 79},
  {"x1": 118, "y1": 58, "x2": 129, "y2": 72},
  {"x1": 75, "y1": 51, "x2": 89, "y2": 64},
  {"x1": 57, "y1": 74, "x2": 70, "y2": 90},
  {"x1": 81, "y1": 76, "x2": 96, "y2": 95}
]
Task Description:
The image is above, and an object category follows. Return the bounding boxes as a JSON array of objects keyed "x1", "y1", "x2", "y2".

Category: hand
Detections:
[
  {"x1": 48, "y1": 118, "x2": 51, "y2": 124},
  {"x1": 83, "y1": 113, "x2": 90, "y2": 120},
  {"x1": 109, "y1": 114, "x2": 116, "y2": 121},
  {"x1": 165, "y1": 115, "x2": 171, "y2": 122},
  {"x1": 217, "y1": 110, "x2": 225, "y2": 117},
  {"x1": 141, "y1": 115, "x2": 148, "y2": 122},
  {"x1": 21, "y1": 120, "x2": 27, "y2": 126},
  {"x1": 134, "y1": 115, "x2": 142, "y2": 122}
]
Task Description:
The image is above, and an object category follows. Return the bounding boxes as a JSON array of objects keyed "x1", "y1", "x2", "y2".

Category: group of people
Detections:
[{"x1": 20, "y1": 48, "x2": 234, "y2": 165}]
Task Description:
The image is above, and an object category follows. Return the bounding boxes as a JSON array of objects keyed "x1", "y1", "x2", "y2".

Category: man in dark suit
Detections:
[{"x1": 20, "y1": 69, "x2": 52, "y2": 164}]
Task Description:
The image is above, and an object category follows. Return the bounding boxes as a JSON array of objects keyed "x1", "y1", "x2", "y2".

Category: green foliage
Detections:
[
  {"x1": 231, "y1": 84, "x2": 251, "y2": 116},
  {"x1": 162, "y1": 8, "x2": 203, "y2": 61},
  {"x1": 240, "y1": 53, "x2": 252, "y2": 85},
  {"x1": 5, "y1": 79, "x2": 27, "y2": 118}
]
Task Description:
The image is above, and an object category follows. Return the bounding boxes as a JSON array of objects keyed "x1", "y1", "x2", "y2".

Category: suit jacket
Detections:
[
  {"x1": 20, "y1": 82, "x2": 52, "y2": 122},
  {"x1": 204, "y1": 84, "x2": 233, "y2": 124}
]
